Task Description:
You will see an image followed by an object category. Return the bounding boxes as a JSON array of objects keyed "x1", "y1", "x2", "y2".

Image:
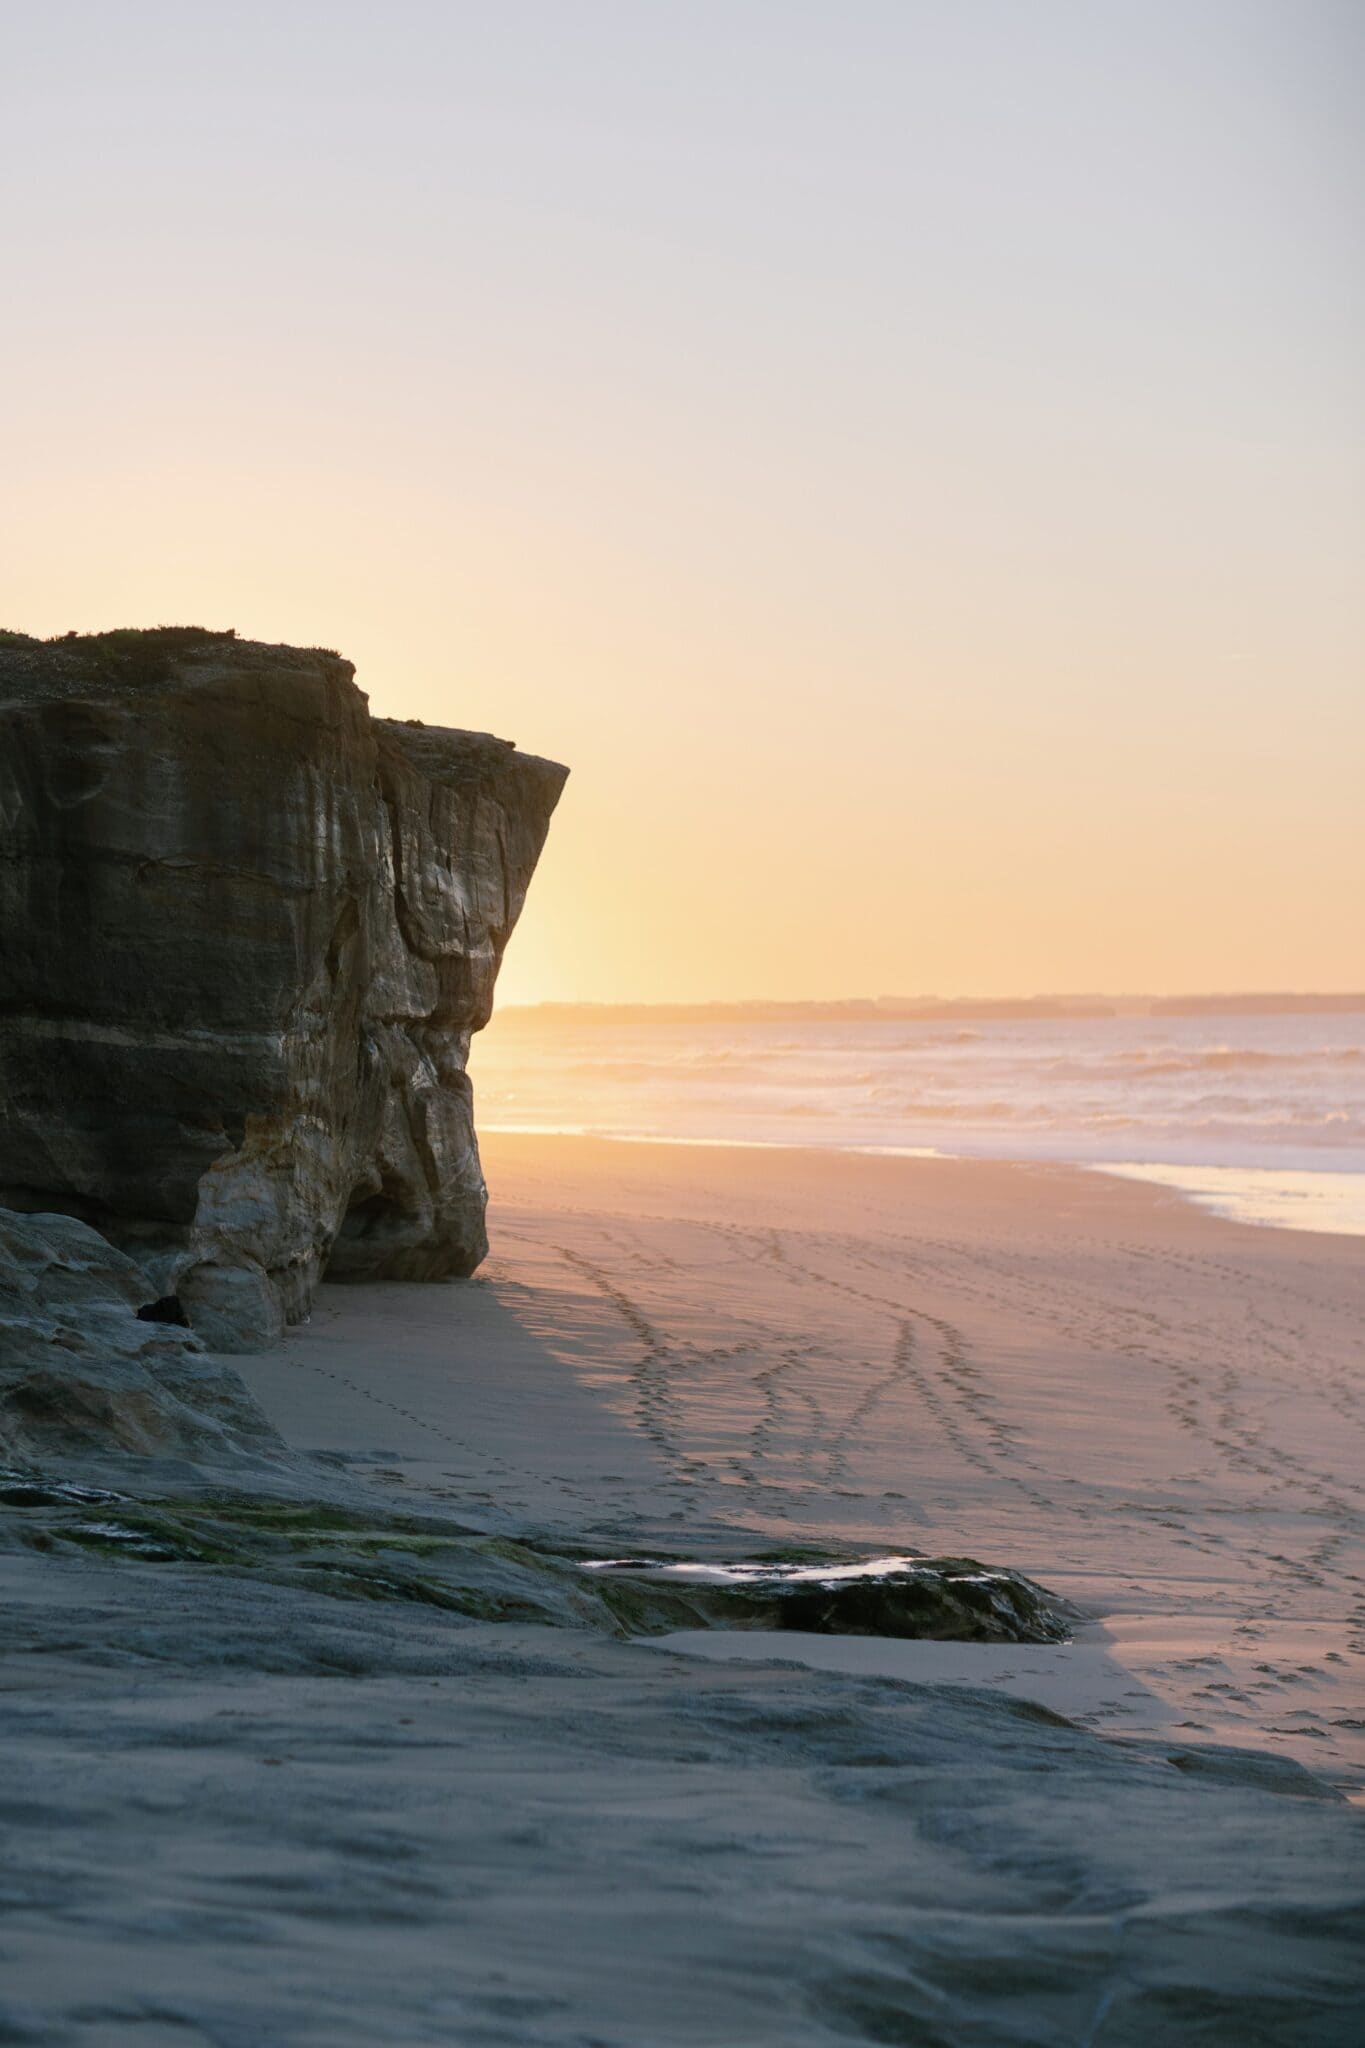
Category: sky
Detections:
[{"x1": 3, "y1": 1, "x2": 1361, "y2": 1004}]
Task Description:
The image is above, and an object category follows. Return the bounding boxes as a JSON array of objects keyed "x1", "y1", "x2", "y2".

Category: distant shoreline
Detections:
[{"x1": 494, "y1": 992, "x2": 1365, "y2": 1026}]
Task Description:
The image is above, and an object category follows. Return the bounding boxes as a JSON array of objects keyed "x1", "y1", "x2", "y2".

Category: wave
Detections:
[
  {"x1": 890, "y1": 1030, "x2": 983, "y2": 1048},
  {"x1": 1107, "y1": 1046, "x2": 1362, "y2": 1075},
  {"x1": 476, "y1": 1013, "x2": 1365, "y2": 1170}
]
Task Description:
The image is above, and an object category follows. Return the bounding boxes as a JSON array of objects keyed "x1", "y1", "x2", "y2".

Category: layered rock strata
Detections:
[{"x1": 0, "y1": 629, "x2": 566, "y2": 1349}]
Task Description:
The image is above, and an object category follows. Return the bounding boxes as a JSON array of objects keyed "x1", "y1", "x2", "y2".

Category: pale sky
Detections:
[{"x1": 4, "y1": 2, "x2": 1361, "y2": 1003}]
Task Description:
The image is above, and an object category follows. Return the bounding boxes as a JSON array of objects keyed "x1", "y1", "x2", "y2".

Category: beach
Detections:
[
  {"x1": 8, "y1": 2, "x2": 1359, "y2": 2033},
  {"x1": 3, "y1": 1135, "x2": 1363, "y2": 2044},
  {"x1": 257, "y1": 1134, "x2": 1365, "y2": 1794}
]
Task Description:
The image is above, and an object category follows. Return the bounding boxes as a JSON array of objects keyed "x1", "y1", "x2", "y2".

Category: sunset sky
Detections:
[{"x1": 4, "y1": 2, "x2": 1361, "y2": 1004}]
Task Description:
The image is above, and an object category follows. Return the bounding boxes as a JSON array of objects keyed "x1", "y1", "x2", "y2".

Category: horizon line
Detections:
[{"x1": 494, "y1": 991, "x2": 1365, "y2": 1021}]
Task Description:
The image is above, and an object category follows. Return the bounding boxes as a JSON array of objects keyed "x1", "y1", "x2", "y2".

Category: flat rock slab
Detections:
[{"x1": 1, "y1": 1550, "x2": 1361, "y2": 2048}]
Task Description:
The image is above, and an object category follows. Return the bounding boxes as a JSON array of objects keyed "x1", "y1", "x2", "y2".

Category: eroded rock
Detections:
[
  {"x1": 0, "y1": 629, "x2": 567, "y2": 1348},
  {"x1": 0, "y1": 1207, "x2": 280, "y2": 1459}
]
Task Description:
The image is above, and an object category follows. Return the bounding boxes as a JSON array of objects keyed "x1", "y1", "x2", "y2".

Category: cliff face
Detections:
[{"x1": 0, "y1": 630, "x2": 566, "y2": 1350}]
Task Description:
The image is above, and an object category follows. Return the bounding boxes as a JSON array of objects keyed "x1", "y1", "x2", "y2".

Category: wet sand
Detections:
[{"x1": 256, "y1": 1134, "x2": 1365, "y2": 1795}]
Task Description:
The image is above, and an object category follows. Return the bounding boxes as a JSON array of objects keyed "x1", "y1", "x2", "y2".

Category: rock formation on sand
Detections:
[
  {"x1": 0, "y1": 628, "x2": 567, "y2": 1351},
  {"x1": 0, "y1": 1207, "x2": 279, "y2": 1461}
]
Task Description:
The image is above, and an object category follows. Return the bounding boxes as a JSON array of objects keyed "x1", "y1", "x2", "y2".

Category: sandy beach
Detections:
[
  {"x1": 4, "y1": 1136, "x2": 1363, "y2": 2044},
  {"x1": 253, "y1": 1134, "x2": 1365, "y2": 1795},
  {"x1": 9, "y1": 5, "x2": 1360, "y2": 2033}
]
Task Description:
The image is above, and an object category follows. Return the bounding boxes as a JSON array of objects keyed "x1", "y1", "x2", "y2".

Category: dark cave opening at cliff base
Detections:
[
  {"x1": 328, "y1": 1184, "x2": 409, "y2": 1264},
  {"x1": 135, "y1": 1295, "x2": 190, "y2": 1326},
  {"x1": 325, "y1": 1180, "x2": 458, "y2": 1283}
]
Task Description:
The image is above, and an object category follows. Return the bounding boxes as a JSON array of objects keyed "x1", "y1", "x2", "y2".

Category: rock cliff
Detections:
[{"x1": 0, "y1": 629, "x2": 566, "y2": 1349}]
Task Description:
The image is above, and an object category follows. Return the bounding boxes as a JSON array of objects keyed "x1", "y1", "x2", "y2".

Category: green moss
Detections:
[
  {"x1": 8, "y1": 1485, "x2": 1070, "y2": 1644},
  {"x1": 293, "y1": 1562, "x2": 486, "y2": 1613},
  {"x1": 592, "y1": 1578, "x2": 701, "y2": 1636},
  {"x1": 470, "y1": 1535, "x2": 561, "y2": 1569},
  {"x1": 51, "y1": 1516, "x2": 210, "y2": 1563},
  {"x1": 195, "y1": 1501, "x2": 387, "y2": 1533},
  {"x1": 157, "y1": 1497, "x2": 463, "y2": 1540}
]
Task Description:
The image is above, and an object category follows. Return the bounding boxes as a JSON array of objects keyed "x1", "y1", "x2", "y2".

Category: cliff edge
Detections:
[{"x1": 0, "y1": 628, "x2": 567, "y2": 1350}]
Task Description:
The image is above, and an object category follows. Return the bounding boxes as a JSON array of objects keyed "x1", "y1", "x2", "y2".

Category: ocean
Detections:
[{"x1": 471, "y1": 1008, "x2": 1365, "y2": 1235}]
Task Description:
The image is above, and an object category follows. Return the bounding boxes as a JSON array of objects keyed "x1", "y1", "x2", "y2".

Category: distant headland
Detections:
[{"x1": 494, "y1": 992, "x2": 1365, "y2": 1026}]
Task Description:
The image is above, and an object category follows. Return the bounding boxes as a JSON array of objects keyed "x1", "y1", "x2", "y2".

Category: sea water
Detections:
[{"x1": 471, "y1": 1009, "x2": 1365, "y2": 1235}]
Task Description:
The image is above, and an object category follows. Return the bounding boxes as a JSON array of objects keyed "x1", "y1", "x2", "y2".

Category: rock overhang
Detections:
[{"x1": 0, "y1": 628, "x2": 567, "y2": 1350}]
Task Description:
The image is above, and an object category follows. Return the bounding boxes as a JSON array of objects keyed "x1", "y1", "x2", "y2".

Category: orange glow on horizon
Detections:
[{"x1": 4, "y1": 6, "x2": 1360, "y2": 1006}]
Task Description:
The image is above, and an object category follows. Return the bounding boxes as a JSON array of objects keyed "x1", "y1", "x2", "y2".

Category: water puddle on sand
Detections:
[
  {"x1": 582, "y1": 1555, "x2": 1010, "y2": 1587},
  {"x1": 581, "y1": 1554, "x2": 1071, "y2": 1644},
  {"x1": 1094, "y1": 1161, "x2": 1365, "y2": 1235}
]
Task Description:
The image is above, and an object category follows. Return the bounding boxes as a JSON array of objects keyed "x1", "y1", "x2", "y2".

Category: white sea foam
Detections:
[{"x1": 1094, "y1": 1163, "x2": 1365, "y2": 1235}]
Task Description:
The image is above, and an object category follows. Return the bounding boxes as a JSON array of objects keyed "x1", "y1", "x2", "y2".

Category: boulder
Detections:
[
  {"x1": 0, "y1": 1206, "x2": 280, "y2": 1459},
  {"x1": 0, "y1": 629, "x2": 566, "y2": 1348}
]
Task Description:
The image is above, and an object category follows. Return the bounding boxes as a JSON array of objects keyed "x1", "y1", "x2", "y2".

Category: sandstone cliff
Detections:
[{"x1": 0, "y1": 628, "x2": 566, "y2": 1350}]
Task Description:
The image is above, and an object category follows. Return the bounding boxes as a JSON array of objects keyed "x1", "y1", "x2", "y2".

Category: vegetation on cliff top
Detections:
[{"x1": 0, "y1": 627, "x2": 344, "y2": 694}]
